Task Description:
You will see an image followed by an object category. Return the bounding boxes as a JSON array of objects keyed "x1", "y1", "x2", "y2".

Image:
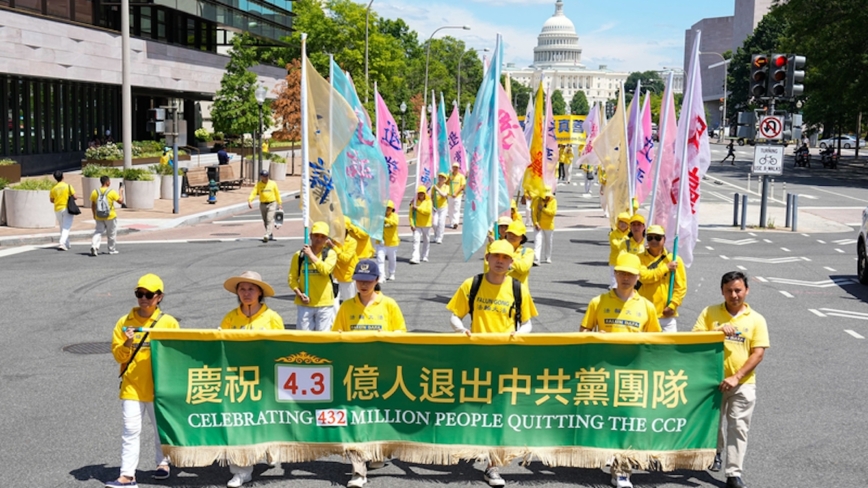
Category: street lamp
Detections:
[
  {"x1": 424, "y1": 25, "x2": 471, "y2": 110},
  {"x1": 364, "y1": 0, "x2": 375, "y2": 104},
  {"x1": 700, "y1": 51, "x2": 730, "y2": 140},
  {"x1": 255, "y1": 85, "x2": 267, "y2": 178},
  {"x1": 399, "y1": 101, "x2": 407, "y2": 147},
  {"x1": 457, "y1": 47, "x2": 489, "y2": 107}
]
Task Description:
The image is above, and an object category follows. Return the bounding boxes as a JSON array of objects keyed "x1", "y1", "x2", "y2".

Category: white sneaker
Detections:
[
  {"x1": 368, "y1": 460, "x2": 386, "y2": 469},
  {"x1": 409, "y1": 260, "x2": 419, "y2": 265},
  {"x1": 58, "y1": 245, "x2": 68, "y2": 251},
  {"x1": 484, "y1": 467, "x2": 506, "y2": 487},
  {"x1": 227, "y1": 471, "x2": 252, "y2": 487},
  {"x1": 90, "y1": 247, "x2": 98, "y2": 256},
  {"x1": 109, "y1": 250, "x2": 119, "y2": 255},
  {"x1": 422, "y1": 257, "x2": 428, "y2": 262},
  {"x1": 387, "y1": 274, "x2": 395, "y2": 281},
  {"x1": 611, "y1": 474, "x2": 633, "y2": 488},
  {"x1": 347, "y1": 473, "x2": 367, "y2": 487},
  {"x1": 545, "y1": 258, "x2": 551, "y2": 264}
]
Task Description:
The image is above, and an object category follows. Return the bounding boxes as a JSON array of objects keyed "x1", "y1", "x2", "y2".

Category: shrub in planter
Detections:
[
  {"x1": 5, "y1": 178, "x2": 56, "y2": 228},
  {"x1": 263, "y1": 152, "x2": 287, "y2": 181},
  {"x1": 85, "y1": 143, "x2": 124, "y2": 161},
  {"x1": 0, "y1": 158, "x2": 22, "y2": 184},
  {"x1": 82, "y1": 165, "x2": 123, "y2": 198},
  {"x1": 122, "y1": 168, "x2": 156, "y2": 210},
  {"x1": 195, "y1": 128, "x2": 213, "y2": 142}
]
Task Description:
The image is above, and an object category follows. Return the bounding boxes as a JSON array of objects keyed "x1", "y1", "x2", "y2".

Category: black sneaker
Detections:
[
  {"x1": 710, "y1": 452, "x2": 721, "y2": 472},
  {"x1": 726, "y1": 476, "x2": 747, "y2": 488}
]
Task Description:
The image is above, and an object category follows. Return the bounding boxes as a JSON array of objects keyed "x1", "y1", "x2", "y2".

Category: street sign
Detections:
[
  {"x1": 758, "y1": 116, "x2": 783, "y2": 140},
  {"x1": 752, "y1": 145, "x2": 784, "y2": 175}
]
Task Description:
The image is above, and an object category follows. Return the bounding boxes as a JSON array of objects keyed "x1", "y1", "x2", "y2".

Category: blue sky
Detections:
[{"x1": 360, "y1": 0, "x2": 733, "y2": 72}]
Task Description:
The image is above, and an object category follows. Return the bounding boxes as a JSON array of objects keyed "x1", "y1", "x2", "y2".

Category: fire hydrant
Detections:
[{"x1": 207, "y1": 179, "x2": 219, "y2": 204}]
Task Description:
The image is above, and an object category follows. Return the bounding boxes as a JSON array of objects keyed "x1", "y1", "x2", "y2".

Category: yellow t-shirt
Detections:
[
  {"x1": 637, "y1": 250, "x2": 687, "y2": 318},
  {"x1": 608, "y1": 228, "x2": 629, "y2": 266},
  {"x1": 447, "y1": 275, "x2": 538, "y2": 334},
  {"x1": 333, "y1": 234, "x2": 360, "y2": 283},
  {"x1": 531, "y1": 196, "x2": 557, "y2": 230},
  {"x1": 411, "y1": 197, "x2": 433, "y2": 228},
  {"x1": 50, "y1": 182, "x2": 74, "y2": 212},
  {"x1": 289, "y1": 249, "x2": 338, "y2": 307},
  {"x1": 332, "y1": 293, "x2": 407, "y2": 332},
  {"x1": 692, "y1": 303, "x2": 770, "y2": 384},
  {"x1": 349, "y1": 225, "x2": 375, "y2": 259},
  {"x1": 249, "y1": 180, "x2": 281, "y2": 204},
  {"x1": 383, "y1": 213, "x2": 400, "y2": 247},
  {"x1": 581, "y1": 290, "x2": 661, "y2": 333},
  {"x1": 448, "y1": 173, "x2": 466, "y2": 197},
  {"x1": 90, "y1": 188, "x2": 120, "y2": 221},
  {"x1": 433, "y1": 183, "x2": 449, "y2": 209},
  {"x1": 111, "y1": 307, "x2": 180, "y2": 402},
  {"x1": 618, "y1": 236, "x2": 645, "y2": 256},
  {"x1": 220, "y1": 304, "x2": 284, "y2": 330}
]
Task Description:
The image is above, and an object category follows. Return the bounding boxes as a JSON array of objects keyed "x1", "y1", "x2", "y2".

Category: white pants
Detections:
[
  {"x1": 524, "y1": 201, "x2": 533, "y2": 226},
  {"x1": 534, "y1": 229, "x2": 553, "y2": 262},
  {"x1": 411, "y1": 227, "x2": 430, "y2": 262},
  {"x1": 584, "y1": 173, "x2": 593, "y2": 193},
  {"x1": 93, "y1": 218, "x2": 118, "y2": 252},
  {"x1": 337, "y1": 281, "x2": 356, "y2": 303},
  {"x1": 55, "y1": 209, "x2": 73, "y2": 248},
  {"x1": 432, "y1": 207, "x2": 448, "y2": 242},
  {"x1": 659, "y1": 317, "x2": 677, "y2": 332},
  {"x1": 376, "y1": 245, "x2": 398, "y2": 280},
  {"x1": 719, "y1": 383, "x2": 757, "y2": 478},
  {"x1": 447, "y1": 196, "x2": 462, "y2": 226},
  {"x1": 296, "y1": 305, "x2": 336, "y2": 331},
  {"x1": 565, "y1": 164, "x2": 573, "y2": 183},
  {"x1": 120, "y1": 400, "x2": 169, "y2": 478},
  {"x1": 609, "y1": 267, "x2": 617, "y2": 289},
  {"x1": 229, "y1": 464, "x2": 254, "y2": 477}
]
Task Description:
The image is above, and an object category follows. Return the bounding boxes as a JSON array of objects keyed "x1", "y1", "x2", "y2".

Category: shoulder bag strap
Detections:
[{"x1": 118, "y1": 312, "x2": 163, "y2": 380}]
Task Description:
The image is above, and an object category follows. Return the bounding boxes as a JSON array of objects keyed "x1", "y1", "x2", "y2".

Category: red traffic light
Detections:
[{"x1": 772, "y1": 55, "x2": 787, "y2": 68}]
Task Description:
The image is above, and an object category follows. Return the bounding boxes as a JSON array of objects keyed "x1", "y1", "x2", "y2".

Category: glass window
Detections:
[
  {"x1": 140, "y1": 6, "x2": 152, "y2": 37},
  {"x1": 75, "y1": 0, "x2": 93, "y2": 24},
  {"x1": 157, "y1": 9, "x2": 166, "y2": 40},
  {"x1": 47, "y1": 0, "x2": 71, "y2": 19}
]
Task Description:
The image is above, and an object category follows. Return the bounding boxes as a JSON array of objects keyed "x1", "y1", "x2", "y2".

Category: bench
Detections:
[
  {"x1": 184, "y1": 168, "x2": 210, "y2": 196},
  {"x1": 218, "y1": 165, "x2": 244, "y2": 191}
]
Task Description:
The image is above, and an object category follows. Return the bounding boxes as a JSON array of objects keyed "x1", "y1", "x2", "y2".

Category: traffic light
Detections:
[
  {"x1": 750, "y1": 55, "x2": 769, "y2": 98},
  {"x1": 768, "y1": 53, "x2": 788, "y2": 97},
  {"x1": 786, "y1": 55, "x2": 806, "y2": 97},
  {"x1": 147, "y1": 108, "x2": 166, "y2": 133}
]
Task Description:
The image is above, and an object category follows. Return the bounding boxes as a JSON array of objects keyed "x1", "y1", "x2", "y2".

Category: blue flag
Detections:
[
  {"x1": 461, "y1": 37, "x2": 509, "y2": 261},
  {"x1": 437, "y1": 93, "x2": 450, "y2": 175},
  {"x1": 330, "y1": 60, "x2": 388, "y2": 241}
]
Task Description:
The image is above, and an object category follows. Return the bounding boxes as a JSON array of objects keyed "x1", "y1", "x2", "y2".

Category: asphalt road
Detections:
[{"x1": 2, "y1": 162, "x2": 868, "y2": 487}]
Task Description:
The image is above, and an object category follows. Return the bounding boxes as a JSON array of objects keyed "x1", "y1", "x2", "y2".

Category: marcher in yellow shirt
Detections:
[
  {"x1": 563, "y1": 145, "x2": 574, "y2": 184},
  {"x1": 107, "y1": 274, "x2": 177, "y2": 487},
  {"x1": 218, "y1": 271, "x2": 282, "y2": 486},
  {"x1": 510, "y1": 200, "x2": 521, "y2": 222},
  {"x1": 637, "y1": 225, "x2": 686, "y2": 332},
  {"x1": 248, "y1": 169, "x2": 282, "y2": 242},
  {"x1": 289, "y1": 221, "x2": 338, "y2": 331},
  {"x1": 409, "y1": 185, "x2": 432, "y2": 264},
  {"x1": 692, "y1": 271, "x2": 769, "y2": 488},
  {"x1": 618, "y1": 213, "x2": 646, "y2": 256},
  {"x1": 376, "y1": 200, "x2": 400, "y2": 282},
  {"x1": 332, "y1": 219, "x2": 360, "y2": 305},
  {"x1": 432, "y1": 172, "x2": 450, "y2": 243},
  {"x1": 90, "y1": 175, "x2": 123, "y2": 256},
  {"x1": 447, "y1": 162, "x2": 466, "y2": 228},
  {"x1": 50, "y1": 170, "x2": 78, "y2": 251},
  {"x1": 531, "y1": 187, "x2": 557, "y2": 264},
  {"x1": 608, "y1": 212, "x2": 632, "y2": 288},
  {"x1": 446, "y1": 239, "x2": 537, "y2": 487},
  {"x1": 483, "y1": 219, "x2": 534, "y2": 286},
  {"x1": 347, "y1": 218, "x2": 375, "y2": 259},
  {"x1": 581, "y1": 253, "x2": 661, "y2": 333}
]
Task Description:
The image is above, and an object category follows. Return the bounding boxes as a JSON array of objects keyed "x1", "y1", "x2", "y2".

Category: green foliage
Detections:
[
  {"x1": 269, "y1": 140, "x2": 297, "y2": 148},
  {"x1": 0, "y1": 177, "x2": 8, "y2": 190},
  {"x1": 726, "y1": 12, "x2": 788, "y2": 123},
  {"x1": 13, "y1": 178, "x2": 55, "y2": 191},
  {"x1": 82, "y1": 165, "x2": 124, "y2": 178},
  {"x1": 551, "y1": 90, "x2": 566, "y2": 116},
  {"x1": 263, "y1": 152, "x2": 286, "y2": 164},
  {"x1": 509, "y1": 80, "x2": 533, "y2": 115},
  {"x1": 624, "y1": 71, "x2": 665, "y2": 105},
  {"x1": 569, "y1": 90, "x2": 590, "y2": 115},
  {"x1": 212, "y1": 33, "x2": 272, "y2": 137},
  {"x1": 0, "y1": 159, "x2": 17, "y2": 166},
  {"x1": 150, "y1": 164, "x2": 175, "y2": 176},
  {"x1": 122, "y1": 168, "x2": 154, "y2": 181},
  {"x1": 85, "y1": 143, "x2": 123, "y2": 160},
  {"x1": 195, "y1": 128, "x2": 213, "y2": 141}
]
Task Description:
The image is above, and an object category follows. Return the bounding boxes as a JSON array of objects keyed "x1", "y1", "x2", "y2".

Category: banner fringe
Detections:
[{"x1": 163, "y1": 443, "x2": 714, "y2": 471}]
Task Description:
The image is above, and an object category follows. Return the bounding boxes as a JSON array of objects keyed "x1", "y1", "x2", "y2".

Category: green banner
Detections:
[{"x1": 151, "y1": 330, "x2": 722, "y2": 470}]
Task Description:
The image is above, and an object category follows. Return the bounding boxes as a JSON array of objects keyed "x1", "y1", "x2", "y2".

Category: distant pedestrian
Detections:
[
  {"x1": 564, "y1": 145, "x2": 574, "y2": 183},
  {"x1": 90, "y1": 175, "x2": 123, "y2": 256},
  {"x1": 248, "y1": 169, "x2": 282, "y2": 243},
  {"x1": 722, "y1": 140, "x2": 736, "y2": 165},
  {"x1": 409, "y1": 185, "x2": 432, "y2": 264},
  {"x1": 217, "y1": 144, "x2": 231, "y2": 165},
  {"x1": 50, "y1": 170, "x2": 78, "y2": 251},
  {"x1": 105, "y1": 274, "x2": 178, "y2": 488},
  {"x1": 432, "y1": 172, "x2": 449, "y2": 243},
  {"x1": 376, "y1": 200, "x2": 400, "y2": 282},
  {"x1": 289, "y1": 221, "x2": 338, "y2": 331},
  {"x1": 531, "y1": 187, "x2": 557, "y2": 265},
  {"x1": 447, "y1": 162, "x2": 465, "y2": 228}
]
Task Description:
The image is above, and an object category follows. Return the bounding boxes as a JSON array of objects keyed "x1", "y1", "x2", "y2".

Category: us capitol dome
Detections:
[{"x1": 505, "y1": 0, "x2": 629, "y2": 109}]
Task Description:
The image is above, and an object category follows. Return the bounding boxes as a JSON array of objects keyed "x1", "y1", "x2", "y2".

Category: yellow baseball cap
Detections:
[
  {"x1": 438, "y1": 172, "x2": 448, "y2": 178},
  {"x1": 487, "y1": 240, "x2": 515, "y2": 257},
  {"x1": 506, "y1": 220, "x2": 527, "y2": 237},
  {"x1": 497, "y1": 216, "x2": 512, "y2": 227},
  {"x1": 630, "y1": 213, "x2": 646, "y2": 225},
  {"x1": 510, "y1": 200, "x2": 517, "y2": 209},
  {"x1": 614, "y1": 253, "x2": 641, "y2": 275},
  {"x1": 647, "y1": 224, "x2": 665, "y2": 236},
  {"x1": 452, "y1": 162, "x2": 460, "y2": 167},
  {"x1": 311, "y1": 221, "x2": 329, "y2": 236},
  {"x1": 617, "y1": 212, "x2": 631, "y2": 223},
  {"x1": 386, "y1": 200, "x2": 395, "y2": 209},
  {"x1": 136, "y1": 274, "x2": 164, "y2": 293}
]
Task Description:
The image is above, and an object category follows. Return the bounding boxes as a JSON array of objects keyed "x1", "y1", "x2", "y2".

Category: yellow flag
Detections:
[
  {"x1": 522, "y1": 82, "x2": 547, "y2": 199},
  {"x1": 303, "y1": 56, "x2": 356, "y2": 243},
  {"x1": 592, "y1": 87, "x2": 630, "y2": 229}
]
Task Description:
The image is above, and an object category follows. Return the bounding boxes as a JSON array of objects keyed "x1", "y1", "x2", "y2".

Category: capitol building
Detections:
[{"x1": 505, "y1": 0, "x2": 630, "y2": 110}]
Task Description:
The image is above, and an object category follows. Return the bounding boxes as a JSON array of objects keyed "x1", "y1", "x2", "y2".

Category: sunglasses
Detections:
[
  {"x1": 134, "y1": 290, "x2": 159, "y2": 299},
  {"x1": 647, "y1": 235, "x2": 664, "y2": 242}
]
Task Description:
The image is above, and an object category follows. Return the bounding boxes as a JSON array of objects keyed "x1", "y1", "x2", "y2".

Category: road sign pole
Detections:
[{"x1": 759, "y1": 175, "x2": 769, "y2": 228}]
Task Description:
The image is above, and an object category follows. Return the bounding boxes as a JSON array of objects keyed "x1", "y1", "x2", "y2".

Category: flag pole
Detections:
[
  {"x1": 647, "y1": 71, "x2": 675, "y2": 226},
  {"x1": 301, "y1": 33, "x2": 311, "y2": 295},
  {"x1": 619, "y1": 81, "x2": 631, "y2": 215},
  {"x1": 491, "y1": 35, "x2": 501, "y2": 239},
  {"x1": 373, "y1": 80, "x2": 379, "y2": 135},
  {"x1": 629, "y1": 79, "x2": 642, "y2": 210}
]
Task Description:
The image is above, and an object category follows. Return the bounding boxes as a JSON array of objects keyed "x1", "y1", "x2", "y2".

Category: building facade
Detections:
[
  {"x1": 0, "y1": 0, "x2": 292, "y2": 174},
  {"x1": 504, "y1": 0, "x2": 628, "y2": 111}
]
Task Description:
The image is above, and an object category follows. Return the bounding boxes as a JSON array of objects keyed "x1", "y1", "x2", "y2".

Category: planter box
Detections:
[
  {"x1": 153, "y1": 176, "x2": 162, "y2": 199},
  {"x1": 0, "y1": 189, "x2": 6, "y2": 225},
  {"x1": 0, "y1": 164, "x2": 21, "y2": 184},
  {"x1": 81, "y1": 155, "x2": 191, "y2": 168},
  {"x1": 82, "y1": 177, "x2": 123, "y2": 201},
  {"x1": 160, "y1": 175, "x2": 181, "y2": 200},
  {"x1": 270, "y1": 162, "x2": 287, "y2": 181},
  {"x1": 124, "y1": 180, "x2": 156, "y2": 210},
  {"x1": 4, "y1": 188, "x2": 55, "y2": 228}
]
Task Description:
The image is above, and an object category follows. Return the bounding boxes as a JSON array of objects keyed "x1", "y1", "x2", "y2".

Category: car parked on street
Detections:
[
  {"x1": 858, "y1": 207, "x2": 868, "y2": 284},
  {"x1": 818, "y1": 136, "x2": 866, "y2": 149}
]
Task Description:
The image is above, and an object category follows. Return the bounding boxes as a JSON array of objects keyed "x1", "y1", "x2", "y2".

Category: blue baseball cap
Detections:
[{"x1": 352, "y1": 259, "x2": 380, "y2": 282}]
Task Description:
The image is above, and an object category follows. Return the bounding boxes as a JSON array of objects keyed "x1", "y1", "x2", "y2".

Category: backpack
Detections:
[
  {"x1": 297, "y1": 248, "x2": 337, "y2": 297},
  {"x1": 95, "y1": 189, "x2": 111, "y2": 219},
  {"x1": 467, "y1": 273, "x2": 523, "y2": 331}
]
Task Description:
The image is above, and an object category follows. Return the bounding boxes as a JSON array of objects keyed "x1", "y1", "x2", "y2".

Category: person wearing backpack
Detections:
[
  {"x1": 289, "y1": 221, "x2": 338, "y2": 331},
  {"x1": 637, "y1": 225, "x2": 685, "y2": 333},
  {"x1": 49, "y1": 170, "x2": 79, "y2": 251},
  {"x1": 446, "y1": 239, "x2": 538, "y2": 487},
  {"x1": 90, "y1": 175, "x2": 123, "y2": 256}
]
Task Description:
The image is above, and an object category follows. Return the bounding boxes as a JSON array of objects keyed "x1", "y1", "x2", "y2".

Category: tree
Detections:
[
  {"x1": 551, "y1": 90, "x2": 566, "y2": 115},
  {"x1": 624, "y1": 71, "x2": 665, "y2": 105},
  {"x1": 509, "y1": 79, "x2": 533, "y2": 115},
  {"x1": 212, "y1": 34, "x2": 271, "y2": 138},
  {"x1": 271, "y1": 59, "x2": 301, "y2": 143},
  {"x1": 569, "y1": 90, "x2": 589, "y2": 115}
]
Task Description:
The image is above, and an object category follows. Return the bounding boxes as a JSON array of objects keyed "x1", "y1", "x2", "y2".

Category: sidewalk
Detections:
[{"x1": 0, "y1": 170, "x2": 302, "y2": 247}]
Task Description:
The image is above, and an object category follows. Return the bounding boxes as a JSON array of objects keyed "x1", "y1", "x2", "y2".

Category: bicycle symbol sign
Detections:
[{"x1": 759, "y1": 116, "x2": 783, "y2": 140}]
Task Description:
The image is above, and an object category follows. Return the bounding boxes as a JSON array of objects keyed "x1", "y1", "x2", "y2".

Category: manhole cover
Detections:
[
  {"x1": 63, "y1": 342, "x2": 112, "y2": 354},
  {"x1": 211, "y1": 233, "x2": 241, "y2": 236}
]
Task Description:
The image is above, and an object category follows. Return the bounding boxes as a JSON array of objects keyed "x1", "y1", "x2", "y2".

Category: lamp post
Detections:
[
  {"x1": 364, "y1": 0, "x2": 374, "y2": 104},
  {"x1": 423, "y1": 25, "x2": 470, "y2": 110},
  {"x1": 701, "y1": 51, "x2": 730, "y2": 139},
  {"x1": 255, "y1": 85, "x2": 267, "y2": 178},
  {"x1": 399, "y1": 101, "x2": 407, "y2": 147},
  {"x1": 457, "y1": 47, "x2": 488, "y2": 107}
]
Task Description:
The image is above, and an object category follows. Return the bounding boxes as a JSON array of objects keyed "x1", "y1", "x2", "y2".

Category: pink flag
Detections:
[
  {"x1": 376, "y1": 91, "x2": 408, "y2": 207},
  {"x1": 667, "y1": 33, "x2": 711, "y2": 268},
  {"x1": 497, "y1": 83, "x2": 530, "y2": 197},
  {"x1": 430, "y1": 92, "x2": 439, "y2": 179},
  {"x1": 576, "y1": 103, "x2": 601, "y2": 167},
  {"x1": 634, "y1": 94, "x2": 655, "y2": 204},
  {"x1": 544, "y1": 79, "x2": 558, "y2": 192},
  {"x1": 446, "y1": 105, "x2": 467, "y2": 174},
  {"x1": 651, "y1": 81, "x2": 679, "y2": 230},
  {"x1": 415, "y1": 107, "x2": 434, "y2": 189}
]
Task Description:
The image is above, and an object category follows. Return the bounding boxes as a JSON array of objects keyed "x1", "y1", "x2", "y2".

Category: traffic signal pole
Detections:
[{"x1": 758, "y1": 98, "x2": 774, "y2": 228}]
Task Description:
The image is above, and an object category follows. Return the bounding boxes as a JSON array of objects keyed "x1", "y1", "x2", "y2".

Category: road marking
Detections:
[
  {"x1": 734, "y1": 256, "x2": 807, "y2": 264},
  {"x1": 0, "y1": 245, "x2": 42, "y2": 258},
  {"x1": 817, "y1": 240, "x2": 826, "y2": 244},
  {"x1": 763, "y1": 239, "x2": 773, "y2": 243},
  {"x1": 835, "y1": 248, "x2": 845, "y2": 253},
  {"x1": 720, "y1": 255, "x2": 729, "y2": 260},
  {"x1": 820, "y1": 308, "x2": 868, "y2": 321},
  {"x1": 824, "y1": 266, "x2": 837, "y2": 272},
  {"x1": 767, "y1": 277, "x2": 858, "y2": 288},
  {"x1": 779, "y1": 291, "x2": 794, "y2": 298},
  {"x1": 801, "y1": 257, "x2": 812, "y2": 261},
  {"x1": 705, "y1": 246, "x2": 714, "y2": 251},
  {"x1": 845, "y1": 330, "x2": 865, "y2": 339},
  {"x1": 748, "y1": 232, "x2": 757, "y2": 237},
  {"x1": 755, "y1": 276, "x2": 768, "y2": 282},
  {"x1": 707, "y1": 191, "x2": 734, "y2": 203},
  {"x1": 801, "y1": 233, "x2": 810, "y2": 237},
  {"x1": 808, "y1": 309, "x2": 827, "y2": 318},
  {"x1": 780, "y1": 247, "x2": 791, "y2": 252},
  {"x1": 809, "y1": 186, "x2": 868, "y2": 204},
  {"x1": 711, "y1": 238, "x2": 757, "y2": 246},
  {"x1": 796, "y1": 194, "x2": 818, "y2": 200},
  {"x1": 737, "y1": 265, "x2": 747, "y2": 271},
  {"x1": 834, "y1": 239, "x2": 857, "y2": 245}
]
